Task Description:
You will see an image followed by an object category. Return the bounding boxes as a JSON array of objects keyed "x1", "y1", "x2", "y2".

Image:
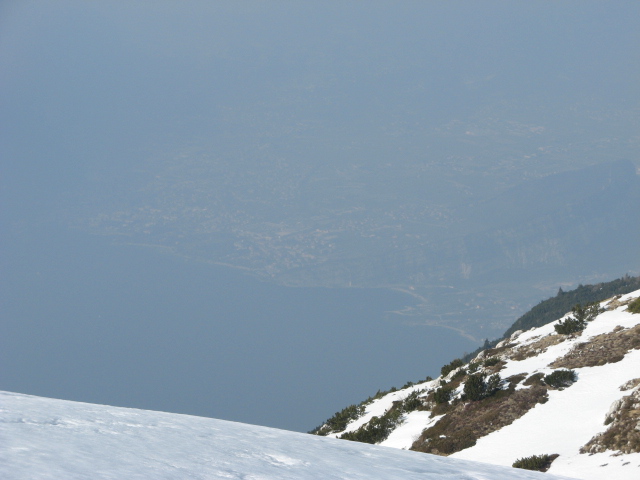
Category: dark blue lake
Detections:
[{"x1": 1, "y1": 223, "x2": 476, "y2": 431}]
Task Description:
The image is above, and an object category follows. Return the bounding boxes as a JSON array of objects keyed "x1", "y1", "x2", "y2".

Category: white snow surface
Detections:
[
  {"x1": 332, "y1": 289, "x2": 640, "y2": 480},
  {"x1": 0, "y1": 391, "x2": 575, "y2": 480}
]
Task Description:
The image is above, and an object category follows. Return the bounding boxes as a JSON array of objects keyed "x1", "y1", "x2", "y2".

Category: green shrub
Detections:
[
  {"x1": 628, "y1": 297, "x2": 640, "y2": 314},
  {"x1": 400, "y1": 390, "x2": 424, "y2": 412},
  {"x1": 433, "y1": 386, "x2": 454, "y2": 404},
  {"x1": 544, "y1": 369, "x2": 577, "y2": 389},
  {"x1": 554, "y1": 317, "x2": 585, "y2": 334},
  {"x1": 483, "y1": 357, "x2": 500, "y2": 367},
  {"x1": 339, "y1": 408, "x2": 402, "y2": 444},
  {"x1": 462, "y1": 373, "x2": 502, "y2": 401},
  {"x1": 554, "y1": 303, "x2": 602, "y2": 335},
  {"x1": 512, "y1": 454, "x2": 558, "y2": 472},
  {"x1": 310, "y1": 403, "x2": 365, "y2": 435},
  {"x1": 441, "y1": 358, "x2": 464, "y2": 378}
]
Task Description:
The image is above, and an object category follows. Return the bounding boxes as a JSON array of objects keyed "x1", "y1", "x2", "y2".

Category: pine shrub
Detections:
[
  {"x1": 554, "y1": 303, "x2": 602, "y2": 335},
  {"x1": 512, "y1": 454, "x2": 558, "y2": 472},
  {"x1": 483, "y1": 357, "x2": 500, "y2": 367},
  {"x1": 467, "y1": 361, "x2": 480, "y2": 373},
  {"x1": 554, "y1": 317, "x2": 585, "y2": 334},
  {"x1": 440, "y1": 358, "x2": 464, "y2": 378},
  {"x1": 310, "y1": 403, "x2": 365, "y2": 435},
  {"x1": 433, "y1": 386, "x2": 454, "y2": 404},
  {"x1": 339, "y1": 408, "x2": 402, "y2": 444},
  {"x1": 628, "y1": 297, "x2": 640, "y2": 314},
  {"x1": 400, "y1": 390, "x2": 424, "y2": 413},
  {"x1": 462, "y1": 373, "x2": 502, "y2": 401},
  {"x1": 544, "y1": 369, "x2": 577, "y2": 389}
]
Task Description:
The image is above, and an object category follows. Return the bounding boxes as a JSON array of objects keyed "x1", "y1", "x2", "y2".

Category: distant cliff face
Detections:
[{"x1": 312, "y1": 289, "x2": 640, "y2": 480}]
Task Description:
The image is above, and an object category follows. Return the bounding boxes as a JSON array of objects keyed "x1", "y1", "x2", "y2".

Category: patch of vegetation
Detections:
[
  {"x1": 554, "y1": 303, "x2": 601, "y2": 334},
  {"x1": 510, "y1": 335, "x2": 567, "y2": 361},
  {"x1": 483, "y1": 357, "x2": 500, "y2": 367},
  {"x1": 440, "y1": 358, "x2": 464, "y2": 378},
  {"x1": 628, "y1": 297, "x2": 640, "y2": 314},
  {"x1": 399, "y1": 390, "x2": 425, "y2": 413},
  {"x1": 512, "y1": 454, "x2": 559, "y2": 472},
  {"x1": 433, "y1": 386, "x2": 454, "y2": 405},
  {"x1": 339, "y1": 408, "x2": 402, "y2": 444},
  {"x1": 551, "y1": 324, "x2": 640, "y2": 369},
  {"x1": 467, "y1": 361, "x2": 480, "y2": 373},
  {"x1": 413, "y1": 385, "x2": 549, "y2": 456},
  {"x1": 554, "y1": 316, "x2": 585, "y2": 334},
  {"x1": 544, "y1": 369, "x2": 577, "y2": 389},
  {"x1": 461, "y1": 374, "x2": 502, "y2": 402},
  {"x1": 523, "y1": 372, "x2": 545, "y2": 387},
  {"x1": 505, "y1": 373, "x2": 527, "y2": 388},
  {"x1": 310, "y1": 403, "x2": 366, "y2": 435}
]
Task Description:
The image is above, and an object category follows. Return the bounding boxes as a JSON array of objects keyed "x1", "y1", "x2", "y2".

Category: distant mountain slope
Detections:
[
  {"x1": 0, "y1": 393, "x2": 572, "y2": 480},
  {"x1": 312, "y1": 289, "x2": 640, "y2": 480},
  {"x1": 503, "y1": 274, "x2": 640, "y2": 338}
]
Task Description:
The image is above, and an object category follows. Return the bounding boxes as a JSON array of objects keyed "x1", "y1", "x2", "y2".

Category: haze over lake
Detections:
[
  {"x1": 1, "y1": 1, "x2": 638, "y2": 430},
  {"x1": 1, "y1": 223, "x2": 475, "y2": 431}
]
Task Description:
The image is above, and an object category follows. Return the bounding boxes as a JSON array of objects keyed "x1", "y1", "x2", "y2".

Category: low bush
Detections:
[
  {"x1": 544, "y1": 369, "x2": 577, "y2": 389},
  {"x1": 440, "y1": 358, "x2": 464, "y2": 378},
  {"x1": 554, "y1": 303, "x2": 602, "y2": 334},
  {"x1": 483, "y1": 357, "x2": 500, "y2": 367},
  {"x1": 512, "y1": 454, "x2": 558, "y2": 472},
  {"x1": 310, "y1": 403, "x2": 365, "y2": 435},
  {"x1": 461, "y1": 373, "x2": 502, "y2": 401},
  {"x1": 339, "y1": 408, "x2": 402, "y2": 444},
  {"x1": 628, "y1": 297, "x2": 640, "y2": 314},
  {"x1": 433, "y1": 386, "x2": 454, "y2": 404},
  {"x1": 400, "y1": 390, "x2": 424, "y2": 413},
  {"x1": 554, "y1": 317, "x2": 585, "y2": 334}
]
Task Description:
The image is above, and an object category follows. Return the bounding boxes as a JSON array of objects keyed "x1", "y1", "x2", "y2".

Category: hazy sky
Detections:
[
  {"x1": 3, "y1": 2, "x2": 638, "y2": 205},
  {"x1": 1, "y1": 1, "x2": 639, "y2": 431}
]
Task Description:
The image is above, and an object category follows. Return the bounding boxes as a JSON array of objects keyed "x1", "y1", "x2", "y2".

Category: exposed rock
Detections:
[
  {"x1": 581, "y1": 384, "x2": 640, "y2": 454},
  {"x1": 620, "y1": 378, "x2": 640, "y2": 392}
]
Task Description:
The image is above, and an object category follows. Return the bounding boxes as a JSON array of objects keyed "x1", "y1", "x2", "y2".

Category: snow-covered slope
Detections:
[
  {"x1": 0, "y1": 391, "x2": 574, "y2": 480},
  {"x1": 318, "y1": 289, "x2": 640, "y2": 480}
]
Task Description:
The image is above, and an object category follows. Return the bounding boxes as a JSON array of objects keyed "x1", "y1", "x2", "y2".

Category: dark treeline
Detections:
[{"x1": 463, "y1": 274, "x2": 640, "y2": 362}]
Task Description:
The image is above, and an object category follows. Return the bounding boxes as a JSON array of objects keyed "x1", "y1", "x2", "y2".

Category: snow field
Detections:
[{"x1": 0, "y1": 391, "x2": 574, "y2": 479}]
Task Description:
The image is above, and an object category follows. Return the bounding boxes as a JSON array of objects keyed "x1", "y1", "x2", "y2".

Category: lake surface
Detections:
[{"x1": 1, "y1": 222, "x2": 477, "y2": 432}]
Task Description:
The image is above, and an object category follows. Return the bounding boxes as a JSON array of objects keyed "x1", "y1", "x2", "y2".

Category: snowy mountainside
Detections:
[
  {"x1": 0, "y1": 392, "x2": 574, "y2": 480},
  {"x1": 315, "y1": 289, "x2": 640, "y2": 480}
]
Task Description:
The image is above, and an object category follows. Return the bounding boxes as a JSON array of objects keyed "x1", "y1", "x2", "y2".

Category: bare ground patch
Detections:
[
  {"x1": 508, "y1": 334, "x2": 568, "y2": 362},
  {"x1": 411, "y1": 385, "x2": 548, "y2": 456},
  {"x1": 550, "y1": 324, "x2": 640, "y2": 369},
  {"x1": 604, "y1": 295, "x2": 636, "y2": 311}
]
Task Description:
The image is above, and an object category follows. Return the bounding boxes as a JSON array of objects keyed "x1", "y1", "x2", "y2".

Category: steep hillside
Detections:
[{"x1": 312, "y1": 289, "x2": 640, "y2": 480}]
